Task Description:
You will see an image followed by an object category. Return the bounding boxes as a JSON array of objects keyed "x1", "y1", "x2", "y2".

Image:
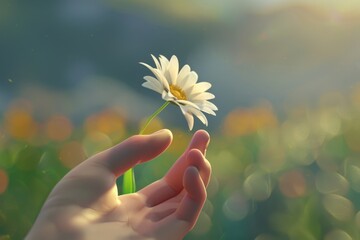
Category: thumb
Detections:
[{"x1": 76, "y1": 129, "x2": 173, "y2": 178}]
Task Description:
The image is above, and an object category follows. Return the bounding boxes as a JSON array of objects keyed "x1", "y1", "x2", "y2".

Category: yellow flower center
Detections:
[{"x1": 169, "y1": 84, "x2": 187, "y2": 100}]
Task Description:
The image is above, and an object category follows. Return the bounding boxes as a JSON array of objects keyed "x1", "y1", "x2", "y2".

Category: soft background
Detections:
[{"x1": 1, "y1": 0, "x2": 360, "y2": 239}]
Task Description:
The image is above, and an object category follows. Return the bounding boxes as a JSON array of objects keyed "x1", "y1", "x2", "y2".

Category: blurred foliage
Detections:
[{"x1": 1, "y1": 87, "x2": 360, "y2": 240}]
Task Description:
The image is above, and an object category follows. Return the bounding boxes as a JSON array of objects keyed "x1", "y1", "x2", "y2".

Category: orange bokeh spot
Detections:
[
  {"x1": 223, "y1": 106, "x2": 278, "y2": 137},
  {"x1": 45, "y1": 115, "x2": 73, "y2": 141},
  {"x1": 59, "y1": 141, "x2": 86, "y2": 169},
  {"x1": 279, "y1": 170, "x2": 307, "y2": 198},
  {"x1": 4, "y1": 107, "x2": 37, "y2": 140},
  {"x1": 85, "y1": 109, "x2": 125, "y2": 140},
  {"x1": 0, "y1": 169, "x2": 9, "y2": 194},
  {"x1": 167, "y1": 129, "x2": 191, "y2": 154},
  {"x1": 83, "y1": 131, "x2": 112, "y2": 157}
]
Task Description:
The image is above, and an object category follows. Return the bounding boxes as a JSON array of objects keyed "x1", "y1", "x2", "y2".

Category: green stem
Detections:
[
  {"x1": 139, "y1": 101, "x2": 170, "y2": 134},
  {"x1": 122, "y1": 101, "x2": 170, "y2": 194},
  {"x1": 122, "y1": 168, "x2": 135, "y2": 194}
]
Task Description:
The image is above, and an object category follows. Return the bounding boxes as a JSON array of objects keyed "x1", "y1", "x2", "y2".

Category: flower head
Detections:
[{"x1": 140, "y1": 55, "x2": 218, "y2": 130}]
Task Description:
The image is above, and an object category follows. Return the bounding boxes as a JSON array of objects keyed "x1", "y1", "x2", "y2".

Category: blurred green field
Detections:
[{"x1": 1, "y1": 87, "x2": 360, "y2": 240}]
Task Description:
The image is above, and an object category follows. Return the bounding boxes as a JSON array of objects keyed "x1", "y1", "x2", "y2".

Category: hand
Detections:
[{"x1": 26, "y1": 129, "x2": 211, "y2": 240}]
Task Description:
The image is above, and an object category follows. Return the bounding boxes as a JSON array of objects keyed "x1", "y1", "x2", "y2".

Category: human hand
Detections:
[{"x1": 26, "y1": 129, "x2": 211, "y2": 240}]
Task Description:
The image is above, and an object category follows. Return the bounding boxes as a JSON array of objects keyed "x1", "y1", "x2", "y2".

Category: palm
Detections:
[{"x1": 28, "y1": 130, "x2": 211, "y2": 240}]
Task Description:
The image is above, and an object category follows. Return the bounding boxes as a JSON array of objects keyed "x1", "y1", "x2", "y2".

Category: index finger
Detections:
[{"x1": 69, "y1": 129, "x2": 173, "y2": 179}]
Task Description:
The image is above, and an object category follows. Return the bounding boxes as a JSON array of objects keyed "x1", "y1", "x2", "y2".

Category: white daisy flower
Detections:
[{"x1": 140, "y1": 54, "x2": 218, "y2": 130}]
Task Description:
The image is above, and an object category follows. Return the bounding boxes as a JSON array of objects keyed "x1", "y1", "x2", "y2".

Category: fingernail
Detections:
[
  {"x1": 200, "y1": 130, "x2": 210, "y2": 147},
  {"x1": 150, "y1": 129, "x2": 172, "y2": 137},
  {"x1": 151, "y1": 129, "x2": 166, "y2": 134}
]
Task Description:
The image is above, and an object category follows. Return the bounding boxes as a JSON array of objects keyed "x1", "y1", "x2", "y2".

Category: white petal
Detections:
[
  {"x1": 191, "y1": 92, "x2": 215, "y2": 101},
  {"x1": 194, "y1": 100, "x2": 218, "y2": 111},
  {"x1": 162, "y1": 91, "x2": 169, "y2": 100},
  {"x1": 168, "y1": 55, "x2": 179, "y2": 85},
  {"x1": 162, "y1": 91, "x2": 176, "y2": 102},
  {"x1": 179, "y1": 106, "x2": 194, "y2": 131},
  {"x1": 152, "y1": 69, "x2": 170, "y2": 91},
  {"x1": 189, "y1": 107, "x2": 208, "y2": 126},
  {"x1": 191, "y1": 82, "x2": 212, "y2": 94},
  {"x1": 181, "y1": 71, "x2": 198, "y2": 91},
  {"x1": 204, "y1": 100, "x2": 218, "y2": 110},
  {"x1": 177, "y1": 64, "x2": 191, "y2": 85},
  {"x1": 142, "y1": 81, "x2": 162, "y2": 93},
  {"x1": 200, "y1": 106, "x2": 216, "y2": 116},
  {"x1": 141, "y1": 62, "x2": 169, "y2": 91},
  {"x1": 185, "y1": 113, "x2": 194, "y2": 131},
  {"x1": 177, "y1": 99, "x2": 201, "y2": 110},
  {"x1": 159, "y1": 55, "x2": 170, "y2": 70},
  {"x1": 151, "y1": 54, "x2": 161, "y2": 70},
  {"x1": 143, "y1": 76, "x2": 162, "y2": 92},
  {"x1": 144, "y1": 76, "x2": 162, "y2": 90},
  {"x1": 140, "y1": 62, "x2": 157, "y2": 75},
  {"x1": 191, "y1": 100, "x2": 217, "y2": 115}
]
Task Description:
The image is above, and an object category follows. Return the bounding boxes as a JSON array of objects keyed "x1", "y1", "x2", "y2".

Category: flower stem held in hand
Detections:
[
  {"x1": 139, "y1": 101, "x2": 170, "y2": 135},
  {"x1": 122, "y1": 101, "x2": 170, "y2": 194},
  {"x1": 123, "y1": 54, "x2": 218, "y2": 194}
]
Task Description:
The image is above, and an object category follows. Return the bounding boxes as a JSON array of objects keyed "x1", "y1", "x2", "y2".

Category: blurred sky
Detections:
[{"x1": 1, "y1": 0, "x2": 360, "y2": 130}]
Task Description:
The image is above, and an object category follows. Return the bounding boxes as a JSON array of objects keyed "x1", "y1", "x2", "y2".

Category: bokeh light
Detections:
[
  {"x1": 279, "y1": 170, "x2": 307, "y2": 198},
  {"x1": 4, "y1": 105, "x2": 37, "y2": 141},
  {"x1": 348, "y1": 166, "x2": 360, "y2": 193},
  {"x1": 207, "y1": 176, "x2": 219, "y2": 198},
  {"x1": 191, "y1": 212, "x2": 212, "y2": 236},
  {"x1": 344, "y1": 121, "x2": 360, "y2": 152},
  {"x1": 212, "y1": 150, "x2": 243, "y2": 182},
  {"x1": 348, "y1": 165, "x2": 360, "y2": 192},
  {"x1": 259, "y1": 144, "x2": 286, "y2": 172},
  {"x1": 323, "y1": 194, "x2": 354, "y2": 221},
  {"x1": 167, "y1": 129, "x2": 191, "y2": 154},
  {"x1": 84, "y1": 109, "x2": 125, "y2": 141},
  {"x1": 44, "y1": 115, "x2": 73, "y2": 142},
  {"x1": 139, "y1": 117, "x2": 164, "y2": 135},
  {"x1": 324, "y1": 229, "x2": 352, "y2": 240},
  {"x1": 58, "y1": 141, "x2": 87, "y2": 169},
  {"x1": 315, "y1": 171, "x2": 349, "y2": 195},
  {"x1": 222, "y1": 191, "x2": 249, "y2": 221},
  {"x1": 281, "y1": 121, "x2": 310, "y2": 148},
  {"x1": 318, "y1": 110, "x2": 342, "y2": 137},
  {"x1": 243, "y1": 171, "x2": 272, "y2": 201},
  {"x1": 82, "y1": 131, "x2": 112, "y2": 157},
  {"x1": 355, "y1": 212, "x2": 360, "y2": 229},
  {"x1": 223, "y1": 106, "x2": 277, "y2": 137}
]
